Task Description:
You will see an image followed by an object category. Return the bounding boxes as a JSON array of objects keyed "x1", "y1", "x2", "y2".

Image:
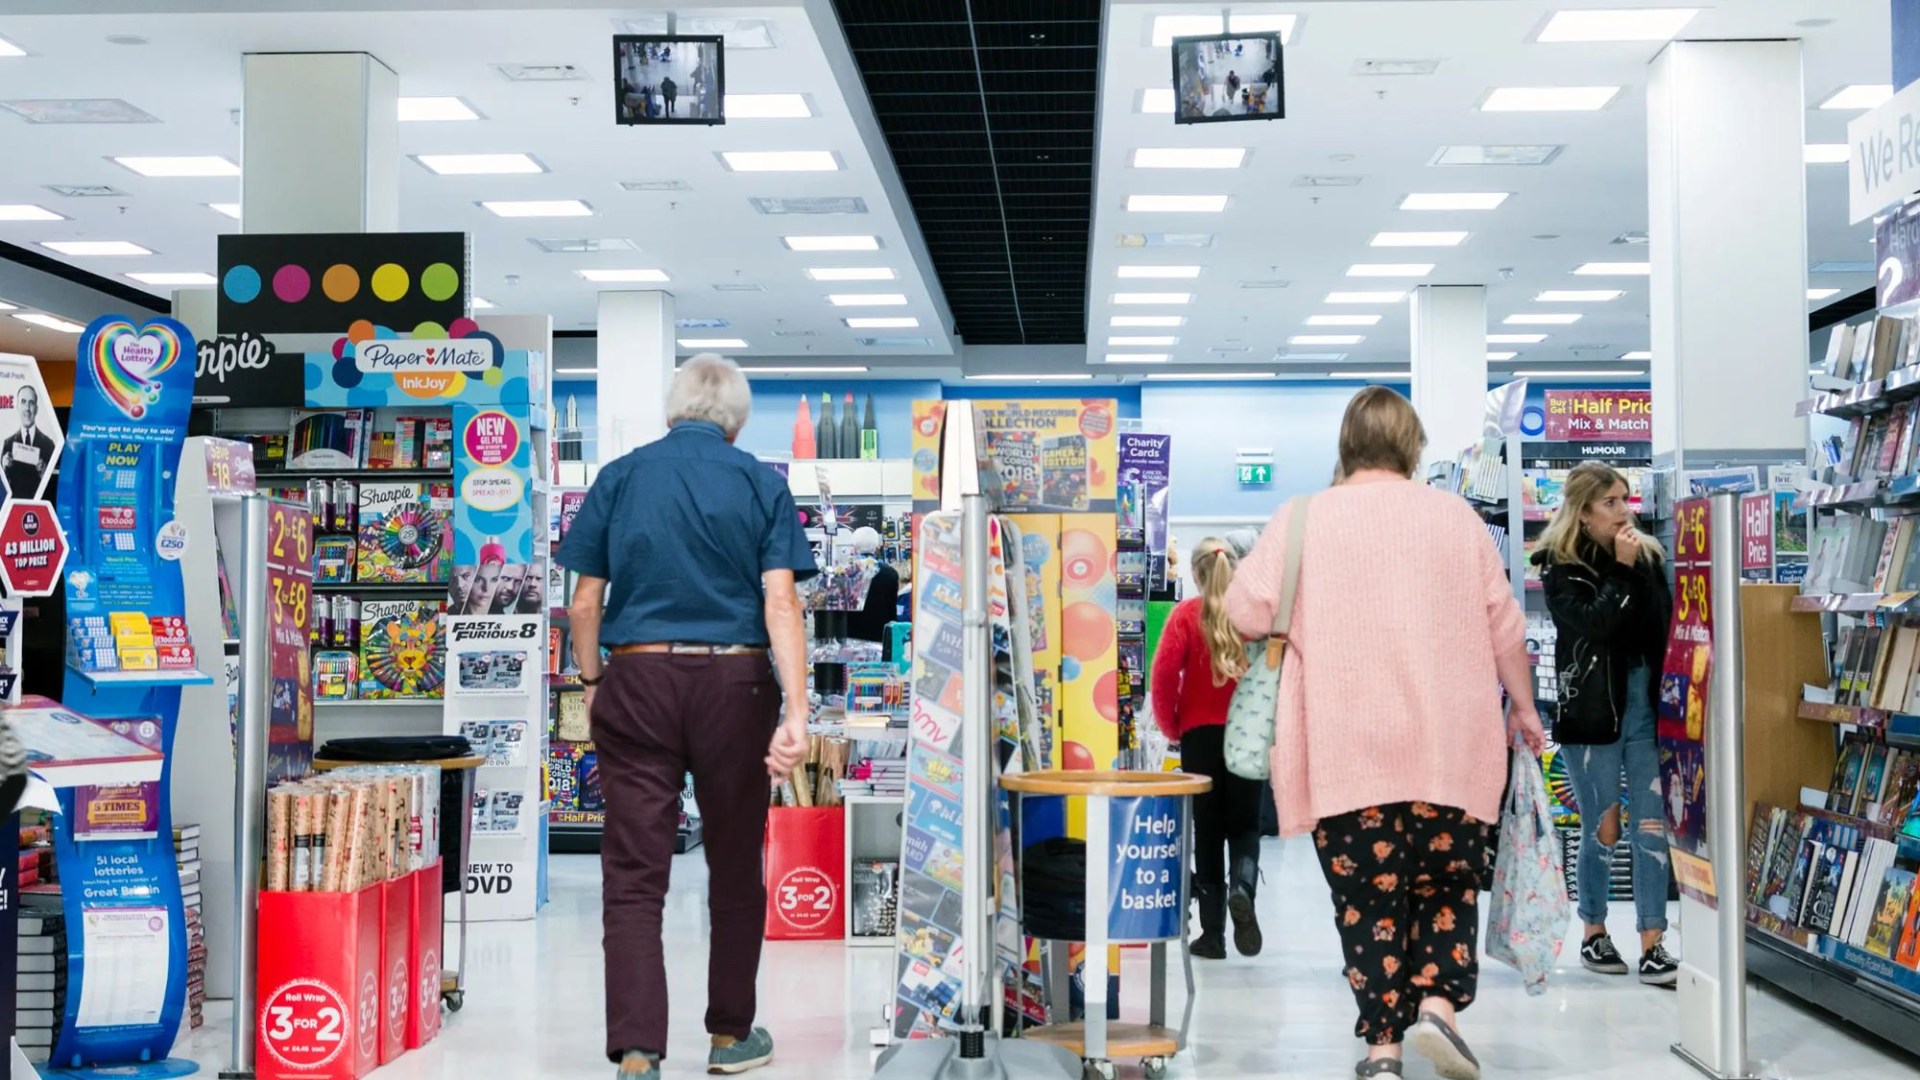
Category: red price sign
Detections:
[
  {"x1": 1740, "y1": 492, "x2": 1774, "y2": 575},
  {"x1": 0, "y1": 499, "x2": 67, "y2": 597},
  {"x1": 1673, "y1": 497, "x2": 1712, "y2": 566},
  {"x1": 203, "y1": 437, "x2": 257, "y2": 496},
  {"x1": 771, "y1": 867, "x2": 838, "y2": 932},
  {"x1": 259, "y1": 979, "x2": 349, "y2": 1070}
]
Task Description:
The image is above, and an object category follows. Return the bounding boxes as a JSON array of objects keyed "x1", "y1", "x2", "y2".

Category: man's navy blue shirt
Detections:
[{"x1": 556, "y1": 421, "x2": 817, "y2": 647}]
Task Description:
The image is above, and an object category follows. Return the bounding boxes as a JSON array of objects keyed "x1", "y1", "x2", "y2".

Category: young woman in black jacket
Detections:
[{"x1": 1534, "y1": 462, "x2": 1680, "y2": 986}]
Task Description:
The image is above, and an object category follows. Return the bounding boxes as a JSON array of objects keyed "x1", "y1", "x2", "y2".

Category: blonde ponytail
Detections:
[{"x1": 1194, "y1": 538, "x2": 1247, "y2": 686}]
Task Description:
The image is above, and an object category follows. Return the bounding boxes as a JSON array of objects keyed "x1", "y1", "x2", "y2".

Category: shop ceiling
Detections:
[{"x1": 0, "y1": 0, "x2": 1891, "y2": 381}]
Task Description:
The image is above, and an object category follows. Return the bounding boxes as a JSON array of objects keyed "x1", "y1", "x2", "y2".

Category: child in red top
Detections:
[{"x1": 1148, "y1": 538, "x2": 1266, "y2": 959}]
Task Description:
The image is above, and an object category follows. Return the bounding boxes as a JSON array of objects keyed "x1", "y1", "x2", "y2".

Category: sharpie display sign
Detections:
[{"x1": 194, "y1": 331, "x2": 302, "y2": 407}]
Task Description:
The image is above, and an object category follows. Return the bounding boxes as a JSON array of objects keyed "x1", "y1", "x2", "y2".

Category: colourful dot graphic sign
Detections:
[{"x1": 217, "y1": 232, "x2": 470, "y2": 335}]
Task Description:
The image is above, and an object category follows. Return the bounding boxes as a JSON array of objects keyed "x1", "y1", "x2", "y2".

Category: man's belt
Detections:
[{"x1": 610, "y1": 643, "x2": 768, "y2": 656}]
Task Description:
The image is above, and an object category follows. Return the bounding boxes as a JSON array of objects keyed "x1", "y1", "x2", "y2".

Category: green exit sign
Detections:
[{"x1": 1237, "y1": 463, "x2": 1272, "y2": 485}]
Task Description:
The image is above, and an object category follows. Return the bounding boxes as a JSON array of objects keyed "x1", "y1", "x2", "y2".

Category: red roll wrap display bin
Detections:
[{"x1": 764, "y1": 806, "x2": 844, "y2": 940}]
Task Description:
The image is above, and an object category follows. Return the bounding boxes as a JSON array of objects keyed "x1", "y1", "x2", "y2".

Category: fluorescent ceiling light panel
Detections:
[
  {"x1": 1291, "y1": 335, "x2": 1365, "y2": 345},
  {"x1": 1111, "y1": 315, "x2": 1184, "y2": 327},
  {"x1": 577, "y1": 268, "x2": 669, "y2": 283},
  {"x1": 0, "y1": 204, "x2": 62, "y2": 221},
  {"x1": 844, "y1": 316, "x2": 918, "y2": 328},
  {"x1": 1150, "y1": 14, "x2": 1297, "y2": 45},
  {"x1": 1335, "y1": 371, "x2": 1411, "y2": 379},
  {"x1": 0, "y1": 301, "x2": 13, "y2": 310},
  {"x1": 398, "y1": 96, "x2": 480, "y2": 121},
  {"x1": 1535, "y1": 289, "x2": 1622, "y2": 302},
  {"x1": 1487, "y1": 351, "x2": 1518, "y2": 361},
  {"x1": 740, "y1": 365, "x2": 869, "y2": 375},
  {"x1": 1141, "y1": 88, "x2": 1175, "y2": 114},
  {"x1": 111, "y1": 155, "x2": 239, "y2": 177},
  {"x1": 967, "y1": 374, "x2": 1093, "y2": 382},
  {"x1": 1109, "y1": 336, "x2": 1178, "y2": 346},
  {"x1": 1326, "y1": 291, "x2": 1405, "y2": 303},
  {"x1": 1306, "y1": 315, "x2": 1381, "y2": 326},
  {"x1": 1347, "y1": 263, "x2": 1434, "y2": 277},
  {"x1": 806, "y1": 267, "x2": 895, "y2": 281},
  {"x1": 1808, "y1": 288, "x2": 1842, "y2": 300},
  {"x1": 207, "y1": 202, "x2": 240, "y2": 219},
  {"x1": 126, "y1": 271, "x2": 215, "y2": 285},
  {"x1": 828, "y1": 293, "x2": 908, "y2": 306},
  {"x1": 1805, "y1": 144, "x2": 1850, "y2": 164},
  {"x1": 1117, "y1": 265, "x2": 1201, "y2": 279},
  {"x1": 1536, "y1": 8, "x2": 1699, "y2": 43},
  {"x1": 1488, "y1": 333, "x2": 1547, "y2": 344},
  {"x1": 1126, "y1": 194, "x2": 1229, "y2": 213},
  {"x1": 1819, "y1": 85, "x2": 1894, "y2": 111},
  {"x1": 1132, "y1": 147, "x2": 1248, "y2": 169},
  {"x1": 415, "y1": 153, "x2": 543, "y2": 175},
  {"x1": 1113, "y1": 292, "x2": 1192, "y2": 305},
  {"x1": 555, "y1": 367, "x2": 597, "y2": 376},
  {"x1": 723, "y1": 93, "x2": 812, "y2": 118},
  {"x1": 0, "y1": 36, "x2": 24, "y2": 58},
  {"x1": 13, "y1": 312, "x2": 84, "y2": 332},
  {"x1": 1399, "y1": 192, "x2": 1509, "y2": 210},
  {"x1": 1514, "y1": 368, "x2": 1645, "y2": 377},
  {"x1": 1105, "y1": 354, "x2": 1170, "y2": 363},
  {"x1": 719, "y1": 150, "x2": 838, "y2": 172},
  {"x1": 1480, "y1": 87, "x2": 1620, "y2": 112},
  {"x1": 1504, "y1": 313, "x2": 1583, "y2": 325},
  {"x1": 1619, "y1": 351, "x2": 1653, "y2": 360},
  {"x1": 470, "y1": 297, "x2": 495, "y2": 309},
  {"x1": 784, "y1": 235, "x2": 879, "y2": 251},
  {"x1": 1145, "y1": 372, "x2": 1277, "y2": 381},
  {"x1": 1371, "y1": 231, "x2": 1468, "y2": 247},
  {"x1": 678, "y1": 338, "x2": 749, "y2": 349},
  {"x1": 40, "y1": 240, "x2": 150, "y2": 256},
  {"x1": 482, "y1": 200, "x2": 592, "y2": 217},
  {"x1": 1429, "y1": 145, "x2": 1562, "y2": 167},
  {"x1": 1574, "y1": 261, "x2": 1650, "y2": 275}
]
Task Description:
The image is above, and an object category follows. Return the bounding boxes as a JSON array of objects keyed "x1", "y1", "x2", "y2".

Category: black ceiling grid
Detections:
[{"x1": 831, "y1": 0, "x2": 1102, "y2": 346}]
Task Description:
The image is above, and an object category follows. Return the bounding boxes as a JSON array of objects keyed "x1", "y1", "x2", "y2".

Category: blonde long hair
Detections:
[
  {"x1": 1539, "y1": 461, "x2": 1666, "y2": 570},
  {"x1": 1194, "y1": 538, "x2": 1247, "y2": 686}
]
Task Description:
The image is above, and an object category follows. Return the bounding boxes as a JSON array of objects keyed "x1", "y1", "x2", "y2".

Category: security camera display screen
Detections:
[
  {"x1": 614, "y1": 35, "x2": 725, "y2": 125},
  {"x1": 1171, "y1": 33, "x2": 1283, "y2": 124}
]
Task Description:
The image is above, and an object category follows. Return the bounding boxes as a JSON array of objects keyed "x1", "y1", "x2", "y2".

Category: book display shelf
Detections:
[
  {"x1": 1736, "y1": 252, "x2": 1920, "y2": 1046},
  {"x1": 1428, "y1": 431, "x2": 1524, "y2": 606}
]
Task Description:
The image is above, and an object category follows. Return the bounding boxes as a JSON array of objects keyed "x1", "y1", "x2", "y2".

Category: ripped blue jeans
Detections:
[{"x1": 1562, "y1": 662, "x2": 1671, "y2": 932}]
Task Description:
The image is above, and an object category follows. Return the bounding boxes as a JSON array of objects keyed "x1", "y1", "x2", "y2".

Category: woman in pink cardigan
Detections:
[{"x1": 1225, "y1": 387, "x2": 1545, "y2": 1080}]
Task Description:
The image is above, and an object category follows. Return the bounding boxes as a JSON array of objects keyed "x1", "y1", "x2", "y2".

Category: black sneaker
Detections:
[
  {"x1": 1227, "y1": 884, "x2": 1263, "y2": 957},
  {"x1": 1580, "y1": 933, "x2": 1630, "y2": 975},
  {"x1": 1639, "y1": 939, "x2": 1679, "y2": 987},
  {"x1": 1190, "y1": 931, "x2": 1227, "y2": 959}
]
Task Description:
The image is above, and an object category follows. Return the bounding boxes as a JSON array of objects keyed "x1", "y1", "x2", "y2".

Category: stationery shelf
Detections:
[{"x1": 314, "y1": 580, "x2": 451, "y2": 596}]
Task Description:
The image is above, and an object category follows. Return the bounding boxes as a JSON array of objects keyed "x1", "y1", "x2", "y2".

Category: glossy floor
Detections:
[{"x1": 176, "y1": 839, "x2": 1916, "y2": 1079}]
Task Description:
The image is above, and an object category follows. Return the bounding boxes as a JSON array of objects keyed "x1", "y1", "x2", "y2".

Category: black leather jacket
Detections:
[{"x1": 1533, "y1": 540, "x2": 1672, "y2": 745}]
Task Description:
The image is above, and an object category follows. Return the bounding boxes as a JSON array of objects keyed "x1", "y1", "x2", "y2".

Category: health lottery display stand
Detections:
[
  {"x1": 47, "y1": 315, "x2": 213, "y2": 1076},
  {"x1": 305, "y1": 321, "x2": 551, "y2": 920}
]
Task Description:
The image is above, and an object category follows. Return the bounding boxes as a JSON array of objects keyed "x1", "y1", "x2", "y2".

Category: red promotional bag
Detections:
[{"x1": 763, "y1": 806, "x2": 845, "y2": 940}]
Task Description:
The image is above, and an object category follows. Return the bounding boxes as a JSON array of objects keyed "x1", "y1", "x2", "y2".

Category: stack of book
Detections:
[
  {"x1": 17, "y1": 900, "x2": 64, "y2": 1064},
  {"x1": 1824, "y1": 734, "x2": 1920, "y2": 831},
  {"x1": 1823, "y1": 618, "x2": 1920, "y2": 712},
  {"x1": 176, "y1": 823, "x2": 205, "y2": 1030},
  {"x1": 1823, "y1": 315, "x2": 1920, "y2": 389},
  {"x1": 1804, "y1": 514, "x2": 1895, "y2": 597},
  {"x1": 849, "y1": 859, "x2": 900, "y2": 939},
  {"x1": 1749, "y1": 803, "x2": 1920, "y2": 968}
]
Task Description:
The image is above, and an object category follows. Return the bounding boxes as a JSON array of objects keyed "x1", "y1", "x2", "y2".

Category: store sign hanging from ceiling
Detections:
[
  {"x1": 193, "y1": 330, "x2": 304, "y2": 408},
  {"x1": 1541, "y1": 390, "x2": 1651, "y2": 441},
  {"x1": 1847, "y1": 77, "x2": 1920, "y2": 225},
  {"x1": 216, "y1": 232, "x2": 471, "y2": 334}
]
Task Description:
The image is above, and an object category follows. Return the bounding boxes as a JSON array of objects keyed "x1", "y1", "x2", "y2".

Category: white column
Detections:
[
  {"x1": 171, "y1": 286, "x2": 216, "y2": 345},
  {"x1": 241, "y1": 52, "x2": 399, "y2": 233},
  {"x1": 597, "y1": 291, "x2": 675, "y2": 461},
  {"x1": 1409, "y1": 285, "x2": 1488, "y2": 469},
  {"x1": 1648, "y1": 39, "x2": 1809, "y2": 470}
]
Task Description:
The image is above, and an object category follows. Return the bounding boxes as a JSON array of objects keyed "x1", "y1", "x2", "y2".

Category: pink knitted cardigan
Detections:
[{"x1": 1223, "y1": 475, "x2": 1524, "y2": 836}]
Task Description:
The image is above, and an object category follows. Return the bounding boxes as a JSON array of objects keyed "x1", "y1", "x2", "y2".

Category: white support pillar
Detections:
[
  {"x1": 241, "y1": 52, "x2": 399, "y2": 233},
  {"x1": 1648, "y1": 39, "x2": 1809, "y2": 472},
  {"x1": 1409, "y1": 285, "x2": 1488, "y2": 469},
  {"x1": 1647, "y1": 39, "x2": 1808, "y2": 1080},
  {"x1": 597, "y1": 291, "x2": 675, "y2": 461},
  {"x1": 171, "y1": 287, "x2": 216, "y2": 347}
]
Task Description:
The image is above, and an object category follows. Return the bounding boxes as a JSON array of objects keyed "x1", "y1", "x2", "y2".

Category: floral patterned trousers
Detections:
[{"x1": 1313, "y1": 802, "x2": 1490, "y2": 1045}]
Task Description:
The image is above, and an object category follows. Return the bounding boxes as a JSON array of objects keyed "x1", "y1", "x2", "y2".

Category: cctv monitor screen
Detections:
[
  {"x1": 614, "y1": 35, "x2": 725, "y2": 125},
  {"x1": 1171, "y1": 33, "x2": 1284, "y2": 124}
]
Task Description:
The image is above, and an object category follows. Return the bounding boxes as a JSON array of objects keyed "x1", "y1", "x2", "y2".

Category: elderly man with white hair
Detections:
[{"x1": 556, "y1": 354, "x2": 817, "y2": 1078}]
